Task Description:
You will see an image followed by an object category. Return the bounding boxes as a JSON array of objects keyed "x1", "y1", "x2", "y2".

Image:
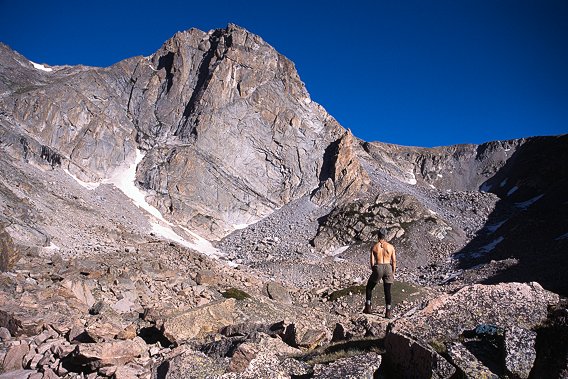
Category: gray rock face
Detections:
[
  {"x1": 0, "y1": 24, "x2": 347, "y2": 240},
  {"x1": 361, "y1": 139, "x2": 523, "y2": 192},
  {"x1": 0, "y1": 225, "x2": 18, "y2": 272}
]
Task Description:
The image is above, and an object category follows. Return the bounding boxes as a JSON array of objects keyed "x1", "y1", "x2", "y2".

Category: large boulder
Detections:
[
  {"x1": 384, "y1": 331, "x2": 455, "y2": 379},
  {"x1": 385, "y1": 282, "x2": 559, "y2": 378},
  {"x1": 71, "y1": 337, "x2": 147, "y2": 371},
  {"x1": 312, "y1": 352, "x2": 382, "y2": 379},
  {"x1": 162, "y1": 298, "x2": 236, "y2": 344}
]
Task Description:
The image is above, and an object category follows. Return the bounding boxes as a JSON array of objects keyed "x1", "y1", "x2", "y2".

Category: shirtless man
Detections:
[{"x1": 363, "y1": 229, "x2": 397, "y2": 318}]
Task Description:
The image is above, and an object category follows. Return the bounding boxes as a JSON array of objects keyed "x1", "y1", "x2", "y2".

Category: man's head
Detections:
[{"x1": 375, "y1": 228, "x2": 387, "y2": 241}]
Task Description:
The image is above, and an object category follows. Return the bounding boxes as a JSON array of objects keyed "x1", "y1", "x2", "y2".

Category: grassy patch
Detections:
[
  {"x1": 221, "y1": 287, "x2": 251, "y2": 300},
  {"x1": 328, "y1": 285, "x2": 366, "y2": 302},
  {"x1": 328, "y1": 281, "x2": 426, "y2": 306}
]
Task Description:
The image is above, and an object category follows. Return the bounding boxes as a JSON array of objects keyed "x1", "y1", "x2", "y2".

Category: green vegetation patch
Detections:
[{"x1": 221, "y1": 287, "x2": 251, "y2": 300}]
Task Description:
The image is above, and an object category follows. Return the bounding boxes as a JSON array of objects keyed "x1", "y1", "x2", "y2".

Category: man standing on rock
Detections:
[{"x1": 363, "y1": 229, "x2": 396, "y2": 318}]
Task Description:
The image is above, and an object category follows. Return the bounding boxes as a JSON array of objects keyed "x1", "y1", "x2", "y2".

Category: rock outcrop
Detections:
[
  {"x1": 311, "y1": 130, "x2": 370, "y2": 206},
  {"x1": 384, "y1": 282, "x2": 559, "y2": 378}
]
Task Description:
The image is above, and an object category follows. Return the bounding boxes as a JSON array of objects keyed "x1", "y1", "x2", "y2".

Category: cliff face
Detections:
[{"x1": 0, "y1": 25, "x2": 360, "y2": 239}]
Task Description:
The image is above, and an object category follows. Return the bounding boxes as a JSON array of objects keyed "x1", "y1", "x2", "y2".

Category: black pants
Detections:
[{"x1": 366, "y1": 265, "x2": 392, "y2": 305}]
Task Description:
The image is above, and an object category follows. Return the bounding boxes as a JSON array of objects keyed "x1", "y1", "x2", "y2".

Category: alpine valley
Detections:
[{"x1": 0, "y1": 25, "x2": 566, "y2": 379}]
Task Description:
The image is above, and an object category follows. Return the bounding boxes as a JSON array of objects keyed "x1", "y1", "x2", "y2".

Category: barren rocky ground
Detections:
[{"x1": 1, "y1": 24, "x2": 567, "y2": 379}]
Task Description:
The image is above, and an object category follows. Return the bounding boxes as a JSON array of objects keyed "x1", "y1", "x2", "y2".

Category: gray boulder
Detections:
[{"x1": 312, "y1": 352, "x2": 382, "y2": 379}]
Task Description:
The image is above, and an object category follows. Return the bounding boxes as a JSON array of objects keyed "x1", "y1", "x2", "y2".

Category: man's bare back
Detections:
[{"x1": 371, "y1": 240, "x2": 396, "y2": 273}]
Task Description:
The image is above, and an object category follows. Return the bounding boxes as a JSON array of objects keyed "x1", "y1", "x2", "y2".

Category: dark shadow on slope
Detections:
[
  {"x1": 157, "y1": 51, "x2": 175, "y2": 93},
  {"x1": 318, "y1": 137, "x2": 342, "y2": 183},
  {"x1": 453, "y1": 135, "x2": 568, "y2": 296}
]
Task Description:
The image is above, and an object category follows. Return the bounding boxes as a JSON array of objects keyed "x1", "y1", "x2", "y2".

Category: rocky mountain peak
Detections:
[{"x1": 0, "y1": 24, "x2": 567, "y2": 379}]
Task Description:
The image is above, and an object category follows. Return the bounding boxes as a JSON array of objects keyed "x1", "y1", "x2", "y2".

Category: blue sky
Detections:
[{"x1": 1, "y1": 0, "x2": 567, "y2": 147}]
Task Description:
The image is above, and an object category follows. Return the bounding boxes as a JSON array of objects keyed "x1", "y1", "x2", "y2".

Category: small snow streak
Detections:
[
  {"x1": 480, "y1": 182, "x2": 492, "y2": 192},
  {"x1": 486, "y1": 220, "x2": 507, "y2": 233},
  {"x1": 515, "y1": 194, "x2": 544, "y2": 210},
  {"x1": 480, "y1": 236, "x2": 504, "y2": 253},
  {"x1": 555, "y1": 232, "x2": 568, "y2": 241},
  {"x1": 507, "y1": 186, "x2": 518, "y2": 196},
  {"x1": 330, "y1": 245, "x2": 350, "y2": 256}
]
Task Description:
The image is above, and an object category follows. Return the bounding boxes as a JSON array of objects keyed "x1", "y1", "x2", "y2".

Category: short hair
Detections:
[{"x1": 375, "y1": 228, "x2": 387, "y2": 240}]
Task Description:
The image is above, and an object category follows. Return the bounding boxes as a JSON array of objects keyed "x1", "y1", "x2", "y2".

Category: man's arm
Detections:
[
  {"x1": 391, "y1": 247, "x2": 397, "y2": 274},
  {"x1": 370, "y1": 245, "x2": 376, "y2": 268}
]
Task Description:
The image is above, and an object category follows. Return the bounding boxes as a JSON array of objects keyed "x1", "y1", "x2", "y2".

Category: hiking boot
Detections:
[
  {"x1": 385, "y1": 309, "x2": 393, "y2": 319},
  {"x1": 363, "y1": 304, "x2": 372, "y2": 314}
]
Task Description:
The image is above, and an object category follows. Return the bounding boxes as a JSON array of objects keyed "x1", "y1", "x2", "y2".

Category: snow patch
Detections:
[
  {"x1": 480, "y1": 182, "x2": 492, "y2": 192},
  {"x1": 480, "y1": 236, "x2": 504, "y2": 253},
  {"x1": 64, "y1": 169, "x2": 100, "y2": 190},
  {"x1": 437, "y1": 173, "x2": 443, "y2": 178},
  {"x1": 107, "y1": 150, "x2": 222, "y2": 258},
  {"x1": 515, "y1": 194, "x2": 544, "y2": 210},
  {"x1": 507, "y1": 186, "x2": 518, "y2": 196},
  {"x1": 233, "y1": 223, "x2": 252, "y2": 230},
  {"x1": 429, "y1": 184, "x2": 436, "y2": 189},
  {"x1": 29, "y1": 60, "x2": 53, "y2": 72},
  {"x1": 406, "y1": 172, "x2": 417, "y2": 185},
  {"x1": 104, "y1": 150, "x2": 164, "y2": 220},
  {"x1": 46, "y1": 243, "x2": 60, "y2": 250},
  {"x1": 555, "y1": 232, "x2": 568, "y2": 241},
  {"x1": 329, "y1": 245, "x2": 350, "y2": 256},
  {"x1": 486, "y1": 220, "x2": 507, "y2": 233},
  {"x1": 500, "y1": 179, "x2": 508, "y2": 188}
]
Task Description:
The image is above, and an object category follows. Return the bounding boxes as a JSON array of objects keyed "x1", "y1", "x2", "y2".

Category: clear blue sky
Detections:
[{"x1": 1, "y1": 0, "x2": 567, "y2": 147}]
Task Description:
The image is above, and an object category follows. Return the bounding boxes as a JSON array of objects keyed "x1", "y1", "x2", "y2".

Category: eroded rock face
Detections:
[{"x1": 131, "y1": 25, "x2": 346, "y2": 238}]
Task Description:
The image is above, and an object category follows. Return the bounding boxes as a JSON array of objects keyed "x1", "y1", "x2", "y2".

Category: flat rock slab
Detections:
[
  {"x1": 163, "y1": 298, "x2": 236, "y2": 344},
  {"x1": 72, "y1": 337, "x2": 147, "y2": 370},
  {"x1": 390, "y1": 282, "x2": 558, "y2": 343}
]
